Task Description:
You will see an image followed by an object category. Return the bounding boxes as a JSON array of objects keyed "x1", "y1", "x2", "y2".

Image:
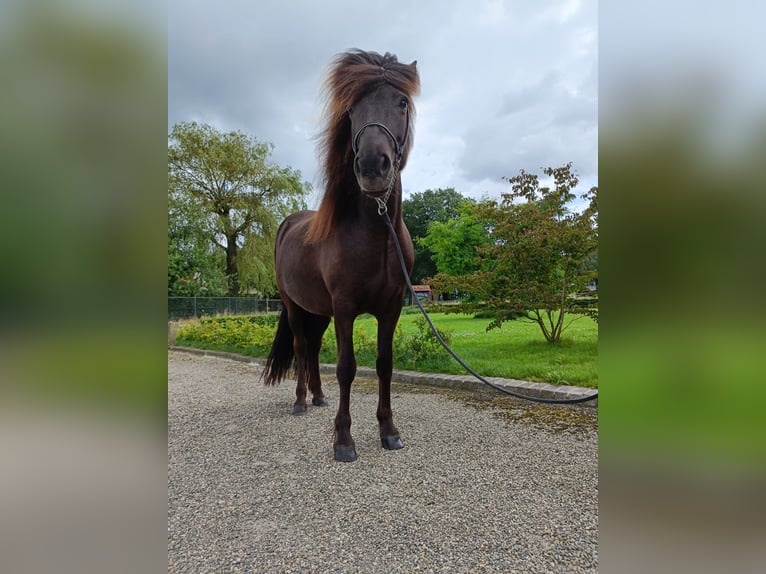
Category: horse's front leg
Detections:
[
  {"x1": 333, "y1": 313, "x2": 357, "y2": 462},
  {"x1": 376, "y1": 311, "x2": 404, "y2": 450}
]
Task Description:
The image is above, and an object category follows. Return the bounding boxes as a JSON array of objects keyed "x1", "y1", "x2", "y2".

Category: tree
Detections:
[
  {"x1": 402, "y1": 188, "x2": 472, "y2": 284},
  {"x1": 168, "y1": 184, "x2": 227, "y2": 296},
  {"x1": 168, "y1": 122, "x2": 310, "y2": 296},
  {"x1": 419, "y1": 201, "x2": 491, "y2": 277},
  {"x1": 430, "y1": 163, "x2": 598, "y2": 343}
]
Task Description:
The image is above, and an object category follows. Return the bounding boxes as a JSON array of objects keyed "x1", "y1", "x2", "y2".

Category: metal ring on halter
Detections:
[{"x1": 373, "y1": 154, "x2": 400, "y2": 215}]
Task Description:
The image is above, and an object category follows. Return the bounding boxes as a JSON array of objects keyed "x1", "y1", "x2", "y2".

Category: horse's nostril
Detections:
[
  {"x1": 355, "y1": 152, "x2": 391, "y2": 180},
  {"x1": 379, "y1": 154, "x2": 390, "y2": 176}
]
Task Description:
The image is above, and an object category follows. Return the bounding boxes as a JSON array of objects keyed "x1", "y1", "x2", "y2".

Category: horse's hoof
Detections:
[
  {"x1": 292, "y1": 404, "x2": 307, "y2": 415},
  {"x1": 381, "y1": 435, "x2": 405, "y2": 450},
  {"x1": 312, "y1": 397, "x2": 328, "y2": 407},
  {"x1": 334, "y1": 445, "x2": 358, "y2": 462}
]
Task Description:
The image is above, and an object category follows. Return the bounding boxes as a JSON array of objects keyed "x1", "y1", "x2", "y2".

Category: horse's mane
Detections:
[{"x1": 306, "y1": 49, "x2": 420, "y2": 243}]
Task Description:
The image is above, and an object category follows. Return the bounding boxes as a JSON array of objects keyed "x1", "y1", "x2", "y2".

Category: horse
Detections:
[{"x1": 261, "y1": 49, "x2": 420, "y2": 462}]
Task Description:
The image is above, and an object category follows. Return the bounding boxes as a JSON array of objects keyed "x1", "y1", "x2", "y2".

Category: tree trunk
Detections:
[
  {"x1": 553, "y1": 269, "x2": 568, "y2": 342},
  {"x1": 534, "y1": 310, "x2": 554, "y2": 343},
  {"x1": 225, "y1": 233, "x2": 239, "y2": 296}
]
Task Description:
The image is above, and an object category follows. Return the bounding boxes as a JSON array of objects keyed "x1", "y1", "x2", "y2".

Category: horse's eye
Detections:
[{"x1": 399, "y1": 98, "x2": 408, "y2": 109}]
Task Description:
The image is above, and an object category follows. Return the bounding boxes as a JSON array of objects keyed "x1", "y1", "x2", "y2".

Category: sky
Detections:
[{"x1": 168, "y1": 0, "x2": 597, "y2": 208}]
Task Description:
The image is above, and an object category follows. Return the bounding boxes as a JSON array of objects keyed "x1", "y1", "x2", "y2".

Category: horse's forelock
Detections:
[{"x1": 323, "y1": 51, "x2": 418, "y2": 129}]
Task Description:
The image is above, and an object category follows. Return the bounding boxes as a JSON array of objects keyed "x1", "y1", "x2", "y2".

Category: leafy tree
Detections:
[
  {"x1": 168, "y1": 184, "x2": 228, "y2": 296},
  {"x1": 430, "y1": 163, "x2": 598, "y2": 343},
  {"x1": 419, "y1": 202, "x2": 491, "y2": 277},
  {"x1": 402, "y1": 188, "x2": 470, "y2": 284},
  {"x1": 168, "y1": 122, "x2": 310, "y2": 296}
]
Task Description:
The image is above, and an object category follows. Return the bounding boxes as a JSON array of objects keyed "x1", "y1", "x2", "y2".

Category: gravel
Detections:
[{"x1": 168, "y1": 350, "x2": 598, "y2": 573}]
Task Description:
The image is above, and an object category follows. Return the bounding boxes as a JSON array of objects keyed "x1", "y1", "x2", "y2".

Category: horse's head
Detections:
[
  {"x1": 348, "y1": 83, "x2": 413, "y2": 197},
  {"x1": 309, "y1": 51, "x2": 419, "y2": 242}
]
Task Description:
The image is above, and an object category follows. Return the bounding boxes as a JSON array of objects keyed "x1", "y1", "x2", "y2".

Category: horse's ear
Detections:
[{"x1": 409, "y1": 60, "x2": 417, "y2": 69}]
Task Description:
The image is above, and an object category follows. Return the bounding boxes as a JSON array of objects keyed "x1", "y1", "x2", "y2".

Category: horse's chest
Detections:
[
  {"x1": 345, "y1": 258, "x2": 394, "y2": 291},
  {"x1": 327, "y1": 245, "x2": 401, "y2": 299}
]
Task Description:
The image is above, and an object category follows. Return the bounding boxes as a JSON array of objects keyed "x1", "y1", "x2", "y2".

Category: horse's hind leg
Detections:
[
  {"x1": 376, "y1": 310, "x2": 404, "y2": 450},
  {"x1": 282, "y1": 301, "x2": 310, "y2": 415},
  {"x1": 305, "y1": 314, "x2": 331, "y2": 407},
  {"x1": 292, "y1": 356, "x2": 309, "y2": 415},
  {"x1": 286, "y1": 307, "x2": 330, "y2": 415}
]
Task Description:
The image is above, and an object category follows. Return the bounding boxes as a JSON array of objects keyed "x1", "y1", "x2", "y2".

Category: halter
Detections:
[
  {"x1": 351, "y1": 115, "x2": 409, "y2": 215},
  {"x1": 351, "y1": 120, "x2": 408, "y2": 160}
]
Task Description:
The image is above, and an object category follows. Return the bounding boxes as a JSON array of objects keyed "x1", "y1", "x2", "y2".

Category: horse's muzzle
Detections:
[{"x1": 354, "y1": 151, "x2": 393, "y2": 193}]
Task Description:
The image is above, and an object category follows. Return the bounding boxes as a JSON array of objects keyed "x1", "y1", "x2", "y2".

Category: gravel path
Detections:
[{"x1": 168, "y1": 351, "x2": 598, "y2": 573}]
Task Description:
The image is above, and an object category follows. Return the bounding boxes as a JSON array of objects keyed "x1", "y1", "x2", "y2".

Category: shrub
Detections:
[
  {"x1": 318, "y1": 321, "x2": 377, "y2": 365},
  {"x1": 176, "y1": 315, "x2": 277, "y2": 351},
  {"x1": 175, "y1": 313, "x2": 451, "y2": 371},
  {"x1": 394, "y1": 314, "x2": 452, "y2": 368}
]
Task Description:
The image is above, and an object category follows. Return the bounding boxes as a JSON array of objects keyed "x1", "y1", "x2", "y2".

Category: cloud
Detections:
[
  {"x1": 458, "y1": 63, "x2": 597, "y2": 187},
  {"x1": 169, "y1": 0, "x2": 598, "y2": 200}
]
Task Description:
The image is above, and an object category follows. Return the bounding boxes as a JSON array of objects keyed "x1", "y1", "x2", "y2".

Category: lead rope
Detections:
[{"x1": 380, "y1": 210, "x2": 598, "y2": 405}]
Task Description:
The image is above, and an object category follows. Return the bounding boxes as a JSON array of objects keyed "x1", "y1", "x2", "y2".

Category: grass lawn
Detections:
[
  {"x1": 175, "y1": 309, "x2": 597, "y2": 388},
  {"x1": 357, "y1": 310, "x2": 597, "y2": 388}
]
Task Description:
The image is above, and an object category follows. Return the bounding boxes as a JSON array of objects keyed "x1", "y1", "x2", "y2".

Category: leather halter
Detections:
[
  {"x1": 350, "y1": 111, "x2": 410, "y2": 215},
  {"x1": 351, "y1": 116, "x2": 409, "y2": 161}
]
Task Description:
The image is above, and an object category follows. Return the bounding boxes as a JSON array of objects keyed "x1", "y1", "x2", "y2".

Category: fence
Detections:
[{"x1": 168, "y1": 297, "x2": 283, "y2": 319}]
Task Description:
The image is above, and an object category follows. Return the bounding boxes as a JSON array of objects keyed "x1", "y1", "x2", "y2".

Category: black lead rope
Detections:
[{"x1": 382, "y1": 211, "x2": 598, "y2": 405}]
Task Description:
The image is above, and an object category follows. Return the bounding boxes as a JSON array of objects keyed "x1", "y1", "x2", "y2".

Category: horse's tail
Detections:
[{"x1": 261, "y1": 308, "x2": 294, "y2": 386}]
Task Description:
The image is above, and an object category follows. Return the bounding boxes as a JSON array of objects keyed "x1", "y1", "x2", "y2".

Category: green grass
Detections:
[
  {"x1": 174, "y1": 310, "x2": 597, "y2": 388},
  {"x1": 362, "y1": 312, "x2": 597, "y2": 388}
]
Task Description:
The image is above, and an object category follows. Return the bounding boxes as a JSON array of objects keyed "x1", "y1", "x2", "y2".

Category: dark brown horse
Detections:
[{"x1": 262, "y1": 50, "x2": 420, "y2": 462}]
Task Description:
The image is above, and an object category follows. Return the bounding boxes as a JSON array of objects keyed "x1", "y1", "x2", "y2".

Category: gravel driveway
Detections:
[{"x1": 168, "y1": 350, "x2": 598, "y2": 573}]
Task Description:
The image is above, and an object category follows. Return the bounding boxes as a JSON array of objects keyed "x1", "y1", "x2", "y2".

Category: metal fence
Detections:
[{"x1": 168, "y1": 297, "x2": 283, "y2": 319}]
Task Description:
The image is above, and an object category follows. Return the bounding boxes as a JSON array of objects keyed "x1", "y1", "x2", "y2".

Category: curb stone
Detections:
[{"x1": 168, "y1": 345, "x2": 597, "y2": 408}]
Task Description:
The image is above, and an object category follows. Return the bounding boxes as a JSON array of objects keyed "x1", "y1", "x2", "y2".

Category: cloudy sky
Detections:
[{"x1": 169, "y1": 0, "x2": 597, "y2": 208}]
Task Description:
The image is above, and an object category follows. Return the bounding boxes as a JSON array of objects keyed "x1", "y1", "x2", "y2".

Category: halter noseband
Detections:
[{"x1": 351, "y1": 118, "x2": 409, "y2": 161}]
